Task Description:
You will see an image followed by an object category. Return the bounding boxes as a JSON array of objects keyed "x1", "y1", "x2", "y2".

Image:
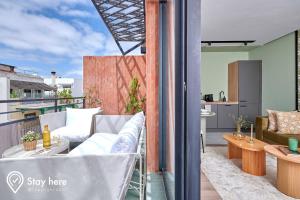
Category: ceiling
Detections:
[{"x1": 201, "y1": 0, "x2": 300, "y2": 45}]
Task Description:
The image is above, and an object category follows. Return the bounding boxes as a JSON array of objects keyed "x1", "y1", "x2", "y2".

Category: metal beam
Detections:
[{"x1": 91, "y1": 0, "x2": 145, "y2": 55}]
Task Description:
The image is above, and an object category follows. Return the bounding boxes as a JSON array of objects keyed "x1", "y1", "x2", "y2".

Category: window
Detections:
[{"x1": 23, "y1": 89, "x2": 32, "y2": 98}]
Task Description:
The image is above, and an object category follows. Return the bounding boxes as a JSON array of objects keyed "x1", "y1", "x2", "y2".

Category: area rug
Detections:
[{"x1": 201, "y1": 146, "x2": 296, "y2": 200}]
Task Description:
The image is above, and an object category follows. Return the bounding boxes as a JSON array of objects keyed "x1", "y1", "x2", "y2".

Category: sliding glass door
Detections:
[
  {"x1": 296, "y1": 31, "x2": 300, "y2": 110},
  {"x1": 159, "y1": 1, "x2": 176, "y2": 199},
  {"x1": 159, "y1": 0, "x2": 201, "y2": 199}
]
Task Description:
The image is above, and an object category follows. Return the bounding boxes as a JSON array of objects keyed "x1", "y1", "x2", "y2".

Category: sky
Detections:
[{"x1": 0, "y1": 0, "x2": 137, "y2": 79}]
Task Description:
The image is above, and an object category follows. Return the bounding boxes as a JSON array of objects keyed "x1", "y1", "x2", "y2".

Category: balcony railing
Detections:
[{"x1": 0, "y1": 97, "x2": 85, "y2": 155}]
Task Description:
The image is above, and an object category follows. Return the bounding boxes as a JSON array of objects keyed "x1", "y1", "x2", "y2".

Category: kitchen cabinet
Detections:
[
  {"x1": 238, "y1": 61, "x2": 261, "y2": 104},
  {"x1": 228, "y1": 60, "x2": 262, "y2": 120},
  {"x1": 206, "y1": 105, "x2": 218, "y2": 128},
  {"x1": 239, "y1": 103, "x2": 259, "y2": 124},
  {"x1": 217, "y1": 104, "x2": 238, "y2": 128}
]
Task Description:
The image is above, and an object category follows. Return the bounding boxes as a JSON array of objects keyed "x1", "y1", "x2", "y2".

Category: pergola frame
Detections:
[{"x1": 91, "y1": 0, "x2": 146, "y2": 55}]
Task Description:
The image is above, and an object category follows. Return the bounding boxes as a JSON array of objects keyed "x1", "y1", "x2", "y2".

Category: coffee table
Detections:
[
  {"x1": 223, "y1": 134, "x2": 267, "y2": 176},
  {"x1": 2, "y1": 138, "x2": 70, "y2": 158},
  {"x1": 264, "y1": 145, "x2": 300, "y2": 199}
]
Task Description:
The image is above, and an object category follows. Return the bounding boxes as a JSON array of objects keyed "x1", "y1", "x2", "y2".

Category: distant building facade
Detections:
[
  {"x1": 0, "y1": 64, "x2": 54, "y2": 123},
  {"x1": 44, "y1": 72, "x2": 83, "y2": 97}
]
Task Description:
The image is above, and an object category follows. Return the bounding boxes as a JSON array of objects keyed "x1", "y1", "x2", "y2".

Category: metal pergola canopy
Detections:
[{"x1": 92, "y1": 0, "x2": 145, "y2": 55}]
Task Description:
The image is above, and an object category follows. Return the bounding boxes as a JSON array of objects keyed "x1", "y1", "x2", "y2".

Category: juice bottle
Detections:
[{"x1": 43, "y1": 125, "x2": 51, "y2": 149}]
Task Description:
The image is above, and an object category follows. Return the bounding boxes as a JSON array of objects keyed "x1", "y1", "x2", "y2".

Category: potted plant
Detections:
[
  {"x1": 125, "y1": 77, "x2": 146, "y2": 114},
  {"x1": 85, "y1": 86, "x2": 102, "y2": 108},
  {"x1": 21, "y1": 131, "x2": 40, "y2": 151},
  {"x1": 58, "y1": 89, "x2": 73, "y2": 104}
]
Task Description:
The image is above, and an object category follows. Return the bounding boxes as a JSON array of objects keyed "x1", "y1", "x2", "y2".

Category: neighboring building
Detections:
[
  {"x1": 0, "y1": 64, "x2": 54, "y2": 99},
  {"x1": 0, "y1": 64, "x2": 54, "y2": 123},
  {"x1": 44, "y1": 72, "x2": 83, "y2": 97}
]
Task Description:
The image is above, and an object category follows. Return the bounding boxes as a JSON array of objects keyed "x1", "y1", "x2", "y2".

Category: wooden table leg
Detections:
[
  {"x1": 277, "y1": 159, "x2": 300, "y2": 198},
  {"x1": 228, "y1": 142, "x2": 242, "y2": 159},
  {"x1": 242, "y1": 149, "x2": 266, "y2": 176}
]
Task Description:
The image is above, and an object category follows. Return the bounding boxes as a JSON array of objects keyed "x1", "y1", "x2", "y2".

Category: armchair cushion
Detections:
[
  {"x1": 47, "y1": 108, "x2": 101, "y2": 142},
  {"x1": 263, "y1": 130, "x2": 300, "y2": 145},
  {"x1": 276, "y1": 111, "x2": 300, "y2": 134},
  {"x1": 68, "y1": 133, "x2": 119, "y2": 155},
  {"x1": 39, "y1": 111, "x2": 66, "y2": 131},
  {"x1": 52, "y1": 126, "x2": 90, "y2": 142},
  {"x1": 119, "y1": 112, "x2": 145, "y2": 140},
  {"x1": 111, "y1": 112, "x2": 145, "y2": 153},
  {"x1": 110, "y1": 133, "x2": 137, "y2": 153},
  {"x1": 267, "y1": 109, "x2": 278, "y2": 131},
  {"x1": 66, "y1": 107, "x2": 101, "y2": 134}
]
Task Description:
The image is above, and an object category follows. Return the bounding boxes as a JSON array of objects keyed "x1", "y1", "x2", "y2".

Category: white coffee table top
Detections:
[{"x1": 2, "y1": 139, "x2": 70, "y2": 158}]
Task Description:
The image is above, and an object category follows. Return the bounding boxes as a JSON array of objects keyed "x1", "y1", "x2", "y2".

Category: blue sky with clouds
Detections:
[{"x1": 0, "y1": 0, "x2": 126, "y2": 78}]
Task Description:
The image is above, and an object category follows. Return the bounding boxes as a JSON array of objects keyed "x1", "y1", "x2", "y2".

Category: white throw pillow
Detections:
[
  {"x1": 119, "y1": 112, "x2": 145, "y2": 139},
  {"x1": 110, "y1": 133, "x2": 137, "y2": 153},
  {"x1": 69, "y1": 133, "x2": 119, "y2": 155},
  {"x1": 129, "y1": 112, "x2": 145, "y2": 132},
  {"x1": 52, "y1": 126, "x2": 91, "y2": 142},
  {"x1": 66, "y1": 107, "x2": 100, "y2": 134},
  {"x1": 110, "y1": 112, "x2": 144, "y2": 153}
]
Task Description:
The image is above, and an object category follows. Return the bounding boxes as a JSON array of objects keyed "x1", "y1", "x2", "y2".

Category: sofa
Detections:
[
  {"x1": 39, "y1": 108, "x2": 103, "y2": 148},
  {"x1": 256, "y1": 116, "x2": 300, "y2": 147},
  {"x1": 0, "y1": 112, "x2": 146, "y2": 200}
]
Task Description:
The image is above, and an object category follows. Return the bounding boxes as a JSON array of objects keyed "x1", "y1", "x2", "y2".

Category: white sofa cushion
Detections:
[
  {"x1": 110, "y1": 112, "x2": 145, "y2": 153},
  {"x1": 66, "y1": 107, "x2": 100, "y2": 134},
  {"x1": 69, "y1": 133, "x2": 119, "y2": 155},
  {"x1": 51, "y1": 126, "x2": 91, "y2": 142},
  {"x1": 110, "y1": 133, "x2": 137, "y2": 153},
  {"x1": 129, "y1": 111, "x2": 145, "y2": 132},
  {"x1": 119, "y1": 112, "x2": 145, "y2": 140}
]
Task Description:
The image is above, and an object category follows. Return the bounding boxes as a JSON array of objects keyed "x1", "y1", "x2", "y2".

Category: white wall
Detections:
[
  {"x1": 72, "y1": 79, "x2": 83, "y2": 97},
  {"x1": 0, "y1": 77, "x2": 9, "y2": 123},
  {"x1": 201, "y1": 52, "x2": 249, "y2": 100},
  {"x1": 249, "y1": 33, "x2": 296, "y2": 114}
]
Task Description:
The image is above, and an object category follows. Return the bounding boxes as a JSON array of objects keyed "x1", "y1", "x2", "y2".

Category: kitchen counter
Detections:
[
  {"x1": 200, "y1": 111, "x2": 216, "y2": 149},
  {"x1": 202, "y1": 101, "x2": 238, "y2": 105}
]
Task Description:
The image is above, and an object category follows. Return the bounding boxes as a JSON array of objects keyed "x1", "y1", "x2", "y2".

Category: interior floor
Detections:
[
  {"x1": 201, "y1": 171, "x2": 221, "y2": 200},
  {"x1": 206, "y1": 132, "x2": 253, "y2": 145}
]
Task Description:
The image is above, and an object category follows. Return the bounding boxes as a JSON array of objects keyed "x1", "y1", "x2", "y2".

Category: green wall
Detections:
[
  {"x1": 201, "y1": 33, "x2": 296, "y2": 114},
  {"x1": 201, "y1": 52, "x2": 249, "y2": 100},
  {"x1": 249, "y1": 33, "x2": 296, "y2": 114}
]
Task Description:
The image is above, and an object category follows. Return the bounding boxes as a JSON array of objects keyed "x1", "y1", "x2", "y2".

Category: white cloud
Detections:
[
  {"x1": 58, "y1": 6, "x2": 95, "y2": 18},
  {"x1": 0, "y1": 1, "x2": 109, "y2": 65},
  {"x1": 0, "y1": 48, "x2": 63, "y2": 64},
  {"x1": 0, "y1": 0, "x2": 89, "y2": 12},
  {"x1": 0, "y1": 0, "x2": 142, "y2": 78}
]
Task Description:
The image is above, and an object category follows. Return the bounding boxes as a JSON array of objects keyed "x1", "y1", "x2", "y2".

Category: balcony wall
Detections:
[{"x1": 83, "y1": 56, "x2": 146, "y2": 115}]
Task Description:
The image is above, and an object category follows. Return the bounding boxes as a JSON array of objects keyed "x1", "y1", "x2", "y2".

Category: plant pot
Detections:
[{"x1": 23, "y1": 140, "x2": 37, "y2": 151}]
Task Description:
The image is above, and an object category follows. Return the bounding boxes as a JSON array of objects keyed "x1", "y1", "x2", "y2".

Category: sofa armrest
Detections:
[
  {"x1": 39, "y1": 111, "x2": 66, "y2": 131},
  {"x1": 255, "y1": 116, "x2": 268, "y2": 140},
  {"x1": 89, "y1": 110, "x2": 104, "y2": 136},
  {"x1": 0, "y1": 154, "x2": 135, "y2": 199}
]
